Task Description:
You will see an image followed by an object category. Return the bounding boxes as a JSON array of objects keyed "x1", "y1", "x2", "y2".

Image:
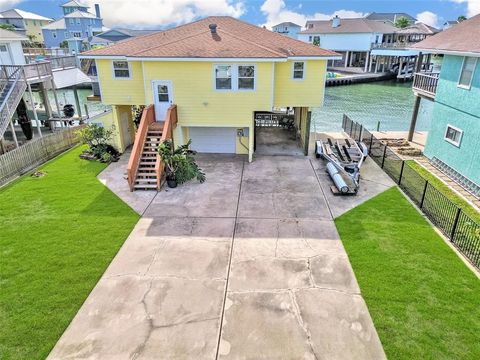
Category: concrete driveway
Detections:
[{"x1": 48, "y1": 154, "x2": 391, "y2": 360}]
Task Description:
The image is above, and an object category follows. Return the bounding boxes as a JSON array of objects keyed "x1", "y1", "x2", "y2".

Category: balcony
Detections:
[
  {"x1": 371, "y1": 41, "x2": 420, "y2": 50},
  {"x1": 412, "y1": 72, "x2": 439, "y2": 99}
]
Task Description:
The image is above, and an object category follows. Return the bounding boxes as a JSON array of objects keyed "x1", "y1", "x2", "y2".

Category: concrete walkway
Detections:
[{"x1": 48, "y1": 154, "x2": 393, "y2": 360}]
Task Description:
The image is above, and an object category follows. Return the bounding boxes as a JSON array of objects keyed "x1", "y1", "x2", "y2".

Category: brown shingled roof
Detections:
[
  {"x1": 82, "y1": 16, "x2": 338, "y2": 58},
  {"x1": 411, "y1": 14, "x2": 480, "y2": 54}
]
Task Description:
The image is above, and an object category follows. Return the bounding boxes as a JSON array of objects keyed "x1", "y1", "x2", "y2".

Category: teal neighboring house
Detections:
[{"x1": 411, "y1": 14, "x2": 480, "y2": 190}]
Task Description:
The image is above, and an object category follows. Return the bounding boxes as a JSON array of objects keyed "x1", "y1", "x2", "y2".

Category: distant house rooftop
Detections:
[
  {"x1": 97, "y1": 28, "x2": 158, "y2": 38},
  {"x1": 82, "y1": 16, "x2": 339, "y2": 59},
  {"x1": 0, "y1": 28, "x2": 27, "y2": 40},
  {"x1": 366, "y1": 12, "x2": 416, "y2": 24},
  {"x1": 0, "y1": 8, "x2": 52, "y2": 21},
  {"x1": 64, "y1": 10, "x2": 99, "y2": 19},
  {"x1": 61, "y1": 0, "x2": 88, "y2": 7},
  {"x1": 411, "y1": 14, "x2": 480, "y2": 56},
  {"x1": 396, "y1": 22, "x2": 440, "y2": 35},
  {"x1": 301, "y1": 18, "x2": 397, "y2": 34},
  {"x1": 42, "y1": 18, "x2": 66, "y2": 30},
  {"x1": 273, "y1": 22, "x2": 301, "y2": 28}
]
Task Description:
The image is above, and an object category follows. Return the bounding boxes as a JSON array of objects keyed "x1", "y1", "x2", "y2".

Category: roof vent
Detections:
[
  {"x1": 209, "y1": 23, "x2": 217, "y2": 34},
  {"x1": 332, "y1": 15, "x2": 341, "y2": 28}
]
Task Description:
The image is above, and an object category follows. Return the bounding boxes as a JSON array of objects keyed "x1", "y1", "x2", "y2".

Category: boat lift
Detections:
[{"x1": 315, "y1": 137, "x2": 368, "y2": 195}]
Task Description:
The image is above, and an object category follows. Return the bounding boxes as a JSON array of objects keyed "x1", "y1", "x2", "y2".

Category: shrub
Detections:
[
  {"x1": 76, "y1": 124, "x2": 120, "y2": 163},
  {"x1": 157, "y1": 139, "x2": 206, "y2": 185}
]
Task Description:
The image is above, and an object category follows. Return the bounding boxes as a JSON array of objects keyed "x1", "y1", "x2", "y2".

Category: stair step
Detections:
[
  {"x1": 134, "y1": 184, "x2": 157, "y2": 189},
  {"x1": 135, "y1": 178, "x2": 157, "y2": 183},
  {"x1": 137, "y1": 172, "x2": 156, "y2": 176}
]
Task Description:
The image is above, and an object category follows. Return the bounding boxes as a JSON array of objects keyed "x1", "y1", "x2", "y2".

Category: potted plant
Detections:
[{"x1": 157, "y1": 139, "x2": 205, "y2": 188}]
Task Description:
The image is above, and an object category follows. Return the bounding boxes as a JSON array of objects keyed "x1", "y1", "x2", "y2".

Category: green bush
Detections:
[
  {"x1": 157, "y1": 139, "x2": 206, "y2": 185},
  {"x1": 76, "y1": 124, "x2": 119, "y2": 163}
]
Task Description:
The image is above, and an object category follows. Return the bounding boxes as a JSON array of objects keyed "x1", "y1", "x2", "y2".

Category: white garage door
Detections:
[{"x1": 189, "y1": 127, "x2": 236, "y2": 153}]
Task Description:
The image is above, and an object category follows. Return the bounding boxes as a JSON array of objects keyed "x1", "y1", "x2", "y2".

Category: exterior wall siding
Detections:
[
  {"x1": 423, "y1": 55, "x2": 480, "y2": 184},
  {"x1": 96, "y1": 59, "x2": 146, "y2": 105},
  {"x1": 297, "y1": 33, "x2": 382, "y2": 52},
  {"x1": 274, "y1": 60, "x2": 327, "y2": 107}
]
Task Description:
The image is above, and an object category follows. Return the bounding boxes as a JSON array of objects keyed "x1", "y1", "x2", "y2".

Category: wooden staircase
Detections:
[
  {"x1": 133, "y1": 123, "x2": 164, "y2": 190},
  {"x1": 127, "y1": 104, "x2": 178, "y2": 191}
]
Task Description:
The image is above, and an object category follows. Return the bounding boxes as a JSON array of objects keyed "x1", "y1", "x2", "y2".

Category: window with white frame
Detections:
[
  {"x1": 458, "y1": 56, "x2": 477, "y2": 88},
  {"x1": 69, "y1": 18, "x2": 74, "y2": 25},
  {"x1": 76, "y1": 18, "x2": 81, "y2": 25},
  {"x1": 64, "y1": 31, "x2": 69, "y2": 38},
  {"x1": 112, "y1": 61, "x2": 130, "y2": 78},
  {"x1": 215, "y1": 65, "x2": 232, "y2": 90},
  {"x1": 73, "y1": 31, "x2": 81, "y2": 38},
  {"x1": 238, "y1": 65, "x2": 255, "y2": 90},
  {"x1": 444, "y1": 125, "x2": 463, "y2": 146},
  {"x1": 214, "y1": 65, "x2": 256, "y2": 91},
  {"x1": 292, "y1": 62, "x2": 305, "y2": 79}
]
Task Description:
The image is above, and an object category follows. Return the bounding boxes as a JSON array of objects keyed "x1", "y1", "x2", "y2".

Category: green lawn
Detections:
[
  {"x1": 406, "y1": 160, "x2": 480, "y2": 223},
  {"x1": 0, "y1": 146, "x2": 139, "y2": 360},
  {"x1": 336, "y1": 187, "x2": 480, "y2": 360}
]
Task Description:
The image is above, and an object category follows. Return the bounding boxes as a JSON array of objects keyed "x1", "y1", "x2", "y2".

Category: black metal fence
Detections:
[{"x1": 342, "y1": 115, "x2": 480, "y2": 269}]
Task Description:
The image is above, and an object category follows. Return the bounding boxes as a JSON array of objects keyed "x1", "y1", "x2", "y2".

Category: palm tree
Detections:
[
  {"x1": 458, "y1": 15, "x2": 467, "y2": 22},
  {"x1": 395, "y1": 16, "x2": 410, "y2": 29}
]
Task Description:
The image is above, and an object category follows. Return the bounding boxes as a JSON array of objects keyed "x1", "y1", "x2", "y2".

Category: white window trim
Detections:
[
  {"x1": 444, "y1": 124, "x2": 463, "y2": 147},
  {"x1": 457, "y1": 56, "x2": 477, "y2": 90},
  {"x1": 237, "y1": 64, "x2": 256, "y2": 92},
  {"x1": 213, "y1": 64, "x2": 256, "y2": 92},
  {"x1": 292, "y1": 61, "x2": 306, "y2": 81},
  {"x1": 112, "y1": 60, "x2": 131, "y2": 80}
]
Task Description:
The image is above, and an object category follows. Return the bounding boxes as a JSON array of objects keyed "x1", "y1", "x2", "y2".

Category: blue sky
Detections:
[{"x1": 1, "y1": 0, "x2": 477, "y2": 29}]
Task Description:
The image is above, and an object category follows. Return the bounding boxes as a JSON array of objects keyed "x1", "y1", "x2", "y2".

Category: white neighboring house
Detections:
[
  {"x1": 272, "y1": 22, "x2": 302, "y2": 39},
  {"x1": 0, "y1": 28, "x2": 27, "y2": 65},
  {"x1": 298, "y1": 16, "x2": 397, "y2": 71}
]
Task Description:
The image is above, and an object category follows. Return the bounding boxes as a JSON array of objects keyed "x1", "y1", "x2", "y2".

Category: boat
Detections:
[{"x1": 315, "y1": 137, "x2": 368, "y2": 195}]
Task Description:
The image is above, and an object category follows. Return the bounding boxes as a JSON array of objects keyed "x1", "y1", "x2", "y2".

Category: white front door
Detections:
[
  {"x1": 0, "y1": 44, "x2": 13, "y2": 65},
  {"x1": 152, "y1": 80, "x2": 173, "y2": 121}
]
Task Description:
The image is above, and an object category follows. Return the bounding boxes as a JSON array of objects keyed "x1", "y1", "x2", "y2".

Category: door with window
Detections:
[
  {"x1": 0, "y1": 44, "x2": 12, "y2": 65},
  {"x1": 152, "y1": 80, "x2": 173, "y2": 121}
]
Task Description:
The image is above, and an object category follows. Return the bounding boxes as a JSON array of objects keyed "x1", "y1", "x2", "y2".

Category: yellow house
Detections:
[
  {"x1": 80, "y1": 16, "x2": 339, "y2": 190},
  {"x1": 0, "y1": 9, "x2": 53, "y2": 43}
]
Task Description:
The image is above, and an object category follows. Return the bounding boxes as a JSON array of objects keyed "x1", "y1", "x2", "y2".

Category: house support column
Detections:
[
  {"x1": 344, "y1": 51, "x2": 349, "y2": 68},
  {"x1": 364, "y1": 51, "x2": 370, "y2": 72},
  {"x1": 248, "y1": 122, "x2": 254, "y2": 162},
  {"x1": 415, "y1": 52, "x2": 424, "y2": 72},
  {"x1": 408, "y1": 95, "x2": 421, "y2": 141},
  {"x1": 38, "y1": 82, "x2": 53, "y2": 130},
  {"x1": 27, "y1": 83, "x2": 42, "y2": 137},
  {"x1": 374, "y1": 56, "x2": 379, "y2": 73},
  {"x1": 398, "y1": 57, "x2": 403, "y2": 77},
  {"x1": 368, "y1": 54, "x2": 374, "y2": 72},
  {"x1": 9, "y1": 118, "x2": 18, "y2": 148},
  {"x1": 349, "y1": 52, "x2": 354, "y2": 67},
  {"x1": 73, "y1": 85, "x2": 82, "y2": 121}
]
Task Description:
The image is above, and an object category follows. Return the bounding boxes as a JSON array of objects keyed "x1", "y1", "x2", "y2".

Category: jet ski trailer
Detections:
[{"x1": 315, "y1": 137, "x2": 368, "y2": 195}]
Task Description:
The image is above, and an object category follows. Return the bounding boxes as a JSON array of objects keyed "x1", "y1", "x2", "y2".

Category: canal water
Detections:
[
  {"x1": 29, "y1": 88, "x2": 110, "y2": 120},
  {"x1": 312, "y1": 80, "x2": 433, "y2": 132}
]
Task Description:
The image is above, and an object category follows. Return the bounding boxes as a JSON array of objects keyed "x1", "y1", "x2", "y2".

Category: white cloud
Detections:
[
  {"x1": 416, "y1": 11, "x2": 439, "y2": 28},
  {"x1": 82, "y1": 0, "x2": 245, "y2": 28},
  {"x1": 450, "y1": 0, "x2": 480, "y2": 17},
  {"x1": 0, "y1": 0, "x2": 22, "y2": 11},
  {"x1": 260, "y1": 0, "x2": 365, "y2": 29}
]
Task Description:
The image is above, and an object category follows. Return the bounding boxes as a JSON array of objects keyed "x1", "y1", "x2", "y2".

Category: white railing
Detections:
[
  {"x1": 0, "y1": 67, "x2": 27, "y2": 138},
  {"x1": 412, "y1": 72, "x2": 440, "y2": 98}
]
